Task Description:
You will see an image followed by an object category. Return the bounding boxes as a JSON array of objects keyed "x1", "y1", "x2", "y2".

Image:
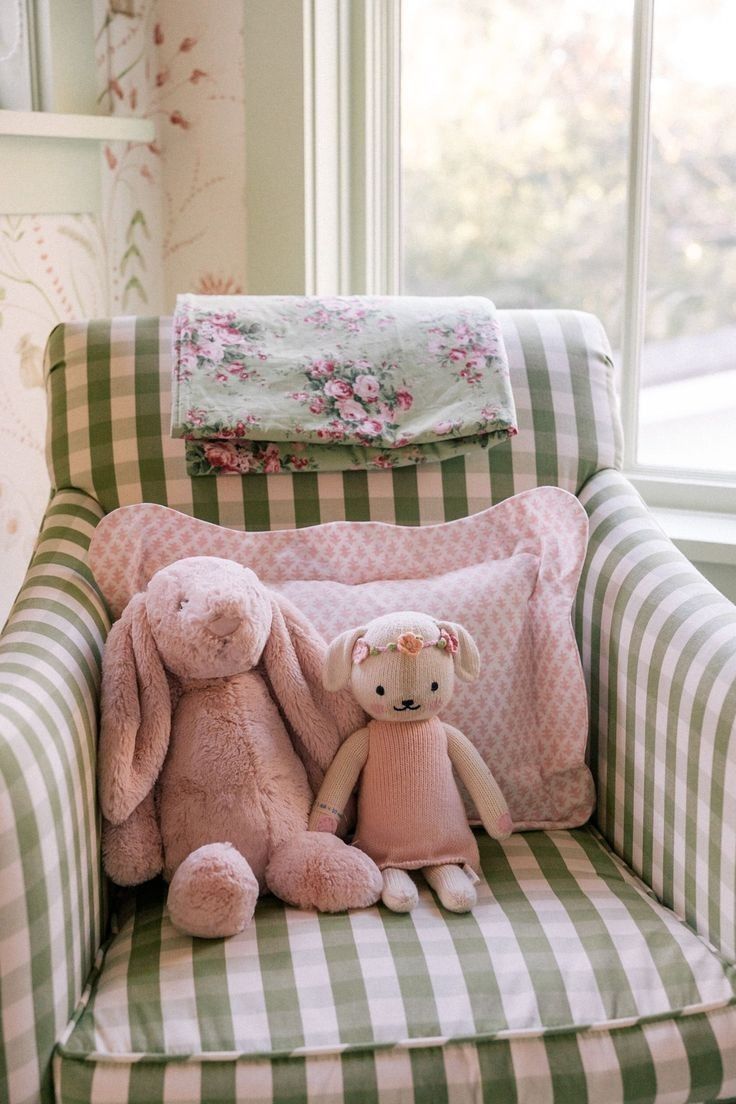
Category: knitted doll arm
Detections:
[
  {"x1": 308, "y1": 727, "x2": 370, "y2": 833},
  {"x1": 445, "y1": 724, "x2": 512, "y2": 840}
]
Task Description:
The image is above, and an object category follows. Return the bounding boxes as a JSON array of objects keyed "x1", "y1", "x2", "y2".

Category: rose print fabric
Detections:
[{"x1": 171, "y1": 294, "x2": 517, "y2": 474}]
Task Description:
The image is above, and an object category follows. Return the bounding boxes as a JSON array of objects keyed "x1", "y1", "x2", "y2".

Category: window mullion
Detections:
[
  {"x1": 349, "y1": 0, "x2": 401, "y2": 295},
  {"x1": 375, "y1": 0, "x2": 401, "y2": 295},
  {"x1": 621, "y1": 0, "x2": 655, "y2": 470}
]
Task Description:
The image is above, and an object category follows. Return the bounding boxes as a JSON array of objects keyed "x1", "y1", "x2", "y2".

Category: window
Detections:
[
  {"x1": 242, "y1": 0, "x2": 735, "y2": 515},
  {"x1": 0, "y1": 0, "x2": 36, "y2": 110},
  {"x1": 401, "y1": 0, "x2": 736, "y2": 484},
  {"x1": 638, "y1": 0, "x2": 736, "y2": 475},
  {"x1": 0, "y1": 0, "x2": 97, "y2": 115}
]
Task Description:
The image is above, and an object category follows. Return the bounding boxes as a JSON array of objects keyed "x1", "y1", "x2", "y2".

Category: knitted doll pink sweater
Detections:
[{"x1": 352, "y1": 717, "x2": 480, "y2": 872}]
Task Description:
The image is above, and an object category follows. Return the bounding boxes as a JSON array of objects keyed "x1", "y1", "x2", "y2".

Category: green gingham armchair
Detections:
[{"x1": 1, "y1": 311, "x2": 735, "y2": 1104}]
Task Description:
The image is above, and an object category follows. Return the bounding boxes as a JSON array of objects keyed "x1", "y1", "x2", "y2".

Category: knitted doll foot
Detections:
[
  {"x1": 381, "y1": 867, "x2": 419, "y2": 912},
  {"x1": 168, "y1": 843, "x2": 259, "y2": 938},
  {"x1": 424, "y1": 863, "x2": 477, "y2": 913}
]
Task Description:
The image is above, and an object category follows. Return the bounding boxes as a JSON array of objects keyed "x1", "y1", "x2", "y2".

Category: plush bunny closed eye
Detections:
[{"x1": 98, "y1": 556, "x2": 381, "y2": 938}]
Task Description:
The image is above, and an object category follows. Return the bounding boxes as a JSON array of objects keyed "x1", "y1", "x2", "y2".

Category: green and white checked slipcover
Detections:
[
  {"x1": 0, "y1": 491, "x2": 108, "y2": 1104},
  {"x1": 1, "y1": 308, "x2": 735, "y2": 1104},
  {"x1": 577, "y1": 469, "x2": 736, "y2": 965}
]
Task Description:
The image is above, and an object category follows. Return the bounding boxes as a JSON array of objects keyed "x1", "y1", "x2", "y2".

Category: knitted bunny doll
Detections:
[{"x1": 308, "y1": 611, "x2": 512, "y2": 913}]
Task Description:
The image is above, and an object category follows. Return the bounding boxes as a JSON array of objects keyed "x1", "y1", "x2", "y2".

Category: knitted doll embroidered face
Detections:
[{"x1": 324, "y1": 610, "x2": 480, "y2": 723}]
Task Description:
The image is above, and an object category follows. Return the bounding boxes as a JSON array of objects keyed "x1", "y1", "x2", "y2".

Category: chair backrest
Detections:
[{"x1": 45, "y1": 309, "x2": 622, "y2": 525}]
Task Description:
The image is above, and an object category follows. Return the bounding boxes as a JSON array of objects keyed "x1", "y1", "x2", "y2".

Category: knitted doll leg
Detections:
[
  {"x1": 382, "y1": 867, "x2": 419, "y2": 912},
  {"x1": 423, "y1": 863, "x2": 477, "y2": 913}
]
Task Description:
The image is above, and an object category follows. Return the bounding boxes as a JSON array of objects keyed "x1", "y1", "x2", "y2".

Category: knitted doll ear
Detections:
[
  {"x1": 323, "y1": 626, "x2": 367, "y2": 692},
  {"x1": 436, "y1": 620, "x2": 480, "y2": 683}
]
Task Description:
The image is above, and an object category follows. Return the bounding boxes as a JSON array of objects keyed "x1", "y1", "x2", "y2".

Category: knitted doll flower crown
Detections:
[{"x1": 352, "y1": 627, "x2": 458, "y2": 665}]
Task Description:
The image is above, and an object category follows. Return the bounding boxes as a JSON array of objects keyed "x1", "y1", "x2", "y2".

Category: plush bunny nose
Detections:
[
  {"x1": 207, "y1": 614, "x2": 242, "y2": 638},
  {"x1": 402, "y1": 698, "x2": 415, "y2": 708}
]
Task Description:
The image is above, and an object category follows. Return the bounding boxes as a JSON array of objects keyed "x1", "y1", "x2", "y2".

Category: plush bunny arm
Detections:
[
  {"x1": 264, "y1": 595, "x2": 365, "y2": 793},
  {"x1": 445, "y1": 724, "x2": 512, "y2": 840},
  {"x1": 308, "y1": 727, "x2": 370, "y2": 832}
]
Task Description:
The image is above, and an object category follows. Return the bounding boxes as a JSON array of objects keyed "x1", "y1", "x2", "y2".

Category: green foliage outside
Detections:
[{"x1": 402, "y1": 0, "x2": 736, "y2": 357}]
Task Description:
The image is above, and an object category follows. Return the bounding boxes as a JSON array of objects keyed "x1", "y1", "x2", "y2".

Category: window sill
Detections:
[
  {"x1": 0, "y1": 110, "x2": 154, "y2": 215},
  {"x1": 650, "y1": 506, "x2": 736, "y2": 567},
  {"x1": 0, "y1": 109, "x2": 154, "y2": 143}
]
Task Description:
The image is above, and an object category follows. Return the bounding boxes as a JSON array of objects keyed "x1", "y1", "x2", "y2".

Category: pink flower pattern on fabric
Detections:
[
  {"x1": 324, "y1": 379, "x2": 353, "y2": 401},
  {"x1": 172, "y1": 294, "x2": 517, "y2": 475},
  {"x1": 353, "y1": 374, "x2": 381, "y2": 401}
]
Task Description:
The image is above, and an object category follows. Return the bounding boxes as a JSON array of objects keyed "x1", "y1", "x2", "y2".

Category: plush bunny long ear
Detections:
[
  {"x1": 262, "y1": 595, "x2": 365, "y2": 790},
  {"x1": 322, "y1": 626, "x2": 367, "y2": 693},
  {"x1": 98, "y1": 593, "x2": 172, "y2": 825},
  {"x1": 436, "y1": 619, "x2": 480, "y2": 682}
]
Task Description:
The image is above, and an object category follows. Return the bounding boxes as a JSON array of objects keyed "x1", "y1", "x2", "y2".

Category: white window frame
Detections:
[
  {"x1": 0, "y1": 0, "x2": 99, "y2": 113},
  {"x1": 243, "y1": 0, "x2": 399, "y2": 297},
  {"x1": 620, "y1": 0, "x2": 736, "y2": 520},
  {"x1": 243, "y1": 0, "x2": 736, "y2": 534}
]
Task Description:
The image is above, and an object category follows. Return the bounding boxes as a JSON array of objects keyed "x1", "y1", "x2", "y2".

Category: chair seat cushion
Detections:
[{"x1": 55, "y1": 828, "x2": 736, "y2": 1104}]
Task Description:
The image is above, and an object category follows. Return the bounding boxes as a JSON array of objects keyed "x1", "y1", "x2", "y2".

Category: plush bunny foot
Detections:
[
  {"x1": 167, "y1": 842, "x2": 259, "y2": 938},
  {"x1": 267, "y1": 832, "x2": 382, "y2": 912},
  {"x1": 381, "y1": 867, "x2": 419, "y2": 912},
  {"x1": 424, "y1": 863, "x2": 477, "y2": 913}
]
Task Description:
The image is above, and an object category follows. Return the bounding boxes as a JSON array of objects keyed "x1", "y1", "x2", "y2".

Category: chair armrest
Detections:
[
  {"x1": 576, "y1": 468, "x2": 736, "y2": 961},
  {"x1": 0, "y1": 490, "x2": 108, "y2": 1104}
]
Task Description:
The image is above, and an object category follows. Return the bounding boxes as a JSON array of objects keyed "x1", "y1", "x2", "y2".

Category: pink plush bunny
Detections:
[{"x1": 98, "y1": 556, "x2": 382, "y2": 938}]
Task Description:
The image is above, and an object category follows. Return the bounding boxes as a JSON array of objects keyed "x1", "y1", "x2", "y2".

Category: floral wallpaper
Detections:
[
  {"x1": 0, "y1": 213, "x2": 112, "y2": 623},
  {"x1": 0, "y1": 0, "x2": 246, "y2": 626},
  {"x1": 155, "y1": 0, "x2": 246, "y2": 301},
  {"x1": 98, "y1": 0, "x2": 246, "y2": 308}
]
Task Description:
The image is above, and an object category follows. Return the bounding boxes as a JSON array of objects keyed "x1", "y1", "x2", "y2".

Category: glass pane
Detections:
[
  {"x1": 0, "y1": 2, "x2": 36, "y2": 110},
  {"x1": 401, "y1": 0, "x2": 632, "y2": 345},
  {"x1": 638, "y1": 0, "x2": 736, "y2": 473}
]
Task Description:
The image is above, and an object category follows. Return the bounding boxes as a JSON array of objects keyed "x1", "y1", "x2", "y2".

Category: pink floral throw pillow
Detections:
[{"x1": 89, "y1": 487, "x2": 592, "y2": 830}]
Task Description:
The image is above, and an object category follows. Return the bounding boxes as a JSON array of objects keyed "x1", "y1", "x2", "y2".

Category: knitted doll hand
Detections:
[
  {"x1": 308, "y1": 803, "x2": 341, "y2": 834},
  {"x1": 483, "y1": 808, "x2": 513, "y2": 841}
]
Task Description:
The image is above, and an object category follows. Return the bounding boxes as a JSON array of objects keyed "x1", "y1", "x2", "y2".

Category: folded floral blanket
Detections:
[{"x1": 172, "y1": 294, "x2": 517, "y2": 475}]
